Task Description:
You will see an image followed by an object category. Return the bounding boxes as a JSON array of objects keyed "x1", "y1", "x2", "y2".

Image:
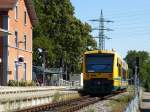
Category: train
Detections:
[{"x1": 82, "y1": 50, "x2": 128, "y2": 95}]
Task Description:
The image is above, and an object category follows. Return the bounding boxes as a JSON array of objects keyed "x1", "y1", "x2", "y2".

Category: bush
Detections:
[
  {"x1": 7, "y1": 80, "x2": 18, "y2": 86},
  {"x1": 19, "y1": 79, "x2": 28, "y2": 86},
  {"x1": 27, "y1": 81, "x2": 36, "y2": 86},
  {"x1": 145, "y1": 81, "x2": 150, "y2": 92},
  {"x1": 7, "y1": 80, "x2": 36, "y2": 86}
]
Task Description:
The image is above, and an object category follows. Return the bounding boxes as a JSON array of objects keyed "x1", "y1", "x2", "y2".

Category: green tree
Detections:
[
  {"x1": 125, "y1": 50, "x2": 150, "y2": 91},
  {"x1": 33, "y1": 37, "x2": 54, "y2": 66},
  {"x1": 32, "y1": 0, "x2": 96, "y2": 76}
]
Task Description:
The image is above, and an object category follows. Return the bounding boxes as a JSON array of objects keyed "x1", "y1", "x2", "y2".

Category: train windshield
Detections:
[{"x1": 86, "y1": 54, "x2": 114, "y2": 73}]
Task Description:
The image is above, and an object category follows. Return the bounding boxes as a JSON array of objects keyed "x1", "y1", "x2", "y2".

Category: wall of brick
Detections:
[{"x1": 7, "y1": 0, "x2": 33, "y2": 81}]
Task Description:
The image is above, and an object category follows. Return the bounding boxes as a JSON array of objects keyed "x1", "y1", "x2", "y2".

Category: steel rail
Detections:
[
  {"x1": 15, "y1": 96, "x2": 89, "y2": 112},
  {"x1": 15, "y1": 91, "x2": 126, "y2": 112}
]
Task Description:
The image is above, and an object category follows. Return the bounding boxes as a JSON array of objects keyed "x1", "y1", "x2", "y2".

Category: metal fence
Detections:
[
  {"x1": 124, "y1": 95, "x2": 139, "y2": 112},
  {"x1": 124, "y1": 87, "x2": 142, "y2": 112},
  {"x1": 58, "y1": 79, "x2": 80, "y2": 89}
]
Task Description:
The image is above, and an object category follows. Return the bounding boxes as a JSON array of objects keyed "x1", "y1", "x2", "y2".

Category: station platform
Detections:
[
  {"x1": 0, "y1": 86, "x2": 78, "y2": 101},
  {"x1": 0, "y1": 86, "x2": 79, "y2": 112},
  {"x1": 140, "y1": 92, "x2": 150, "y2": 112},
  {"x1": 0, "y1": 86, "x2": 66, "y2": 92}
]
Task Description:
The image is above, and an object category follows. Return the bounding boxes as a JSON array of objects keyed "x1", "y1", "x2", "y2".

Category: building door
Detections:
[
  {"x1": 0, "y1": 63, "x2": 2, "y2": 85},
  {"x1": 23, "y1": 63, "x2": 26, "y2": 80},
  {"x1": 14, "y1": 62, "x2": 18, "y2": 80}
]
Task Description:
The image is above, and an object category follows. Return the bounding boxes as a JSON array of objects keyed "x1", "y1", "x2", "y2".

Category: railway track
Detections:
[{"x1": 15, "y1": 93, "x2": 119, "y2": 112}]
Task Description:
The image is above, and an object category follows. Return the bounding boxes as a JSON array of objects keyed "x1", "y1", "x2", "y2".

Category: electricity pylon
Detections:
[{"x1": 90, "y1": 10, "x2": 113, "y2": 50}]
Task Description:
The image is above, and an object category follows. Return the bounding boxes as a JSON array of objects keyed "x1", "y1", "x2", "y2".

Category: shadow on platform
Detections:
[
  {"x1": 140, "y1": 109, "x2": 150, "y2": 112},
  {"x1": 142, "y1": 99, "x2": 150, "y2": 102}
]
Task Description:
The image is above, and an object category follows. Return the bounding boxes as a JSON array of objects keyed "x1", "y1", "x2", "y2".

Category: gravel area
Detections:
[
  {"x1": 75, "y1": 99, "x2": 111, "y2": 112},
  {"x1": 76, "y1": 92, "x2": 130, "y2": 112}
]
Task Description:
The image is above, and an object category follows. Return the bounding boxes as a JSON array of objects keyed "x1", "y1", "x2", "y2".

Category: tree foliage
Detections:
[
  {"x1": 125, "y1": 50, "x2": 150, "y2": 91},
  {"x1": 32, "y1": 0, "x2": 96, "y2": 75}
]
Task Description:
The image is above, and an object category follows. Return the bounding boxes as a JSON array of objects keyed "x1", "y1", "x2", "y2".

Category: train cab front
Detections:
[
  {"x1": 83, "y1": 52, "x2": 114, "y2": 95},
  {"x1": 83, "y1": 74, "x2": 114, "y2": 95}
]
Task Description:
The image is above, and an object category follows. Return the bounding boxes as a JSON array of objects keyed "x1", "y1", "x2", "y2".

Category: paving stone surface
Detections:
[{"x1": 140, "y1": 92, "x2": 150, "y2": 112}]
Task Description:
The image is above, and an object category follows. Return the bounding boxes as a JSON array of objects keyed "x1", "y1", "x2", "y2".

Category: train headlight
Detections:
[
  {"x1": 87, "y1": 73, "x2": 90, "y2": 78},
  {"x1": 97, "y1": 81, "x2": 101, "y2": 85}
]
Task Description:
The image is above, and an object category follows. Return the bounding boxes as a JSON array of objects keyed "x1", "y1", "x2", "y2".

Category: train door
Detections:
[
  {"x1": 121, "y1": 62, "x2": 128, "y2": 89},
  {"x1": 117, "y1": 58, "x2": 122, "y2": 77},
  {"x1": 116, "y1": 58, "x2": 122, "y2": 90},
  {"x1": 0, "y1": 63, "x2": 2, "y2": 85}
]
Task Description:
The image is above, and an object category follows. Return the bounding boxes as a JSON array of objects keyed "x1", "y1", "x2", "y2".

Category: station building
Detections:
[{"x1": 0, "y1": 0, "x2": 37, "y2": 85}]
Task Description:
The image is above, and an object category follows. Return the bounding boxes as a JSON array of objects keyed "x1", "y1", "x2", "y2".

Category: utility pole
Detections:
[
  {"x1": 135, "y1": 57, "x2": 140, "y2": 96},
  {"x1": 89, "y1": 10, "x2": 113, "y2": 50},
  {"x1": 42, "y1": 51, "x2": 46, "y2": 86},
  {"x1": 38, "y1": 48, "x2": 47, "y2": 86}
]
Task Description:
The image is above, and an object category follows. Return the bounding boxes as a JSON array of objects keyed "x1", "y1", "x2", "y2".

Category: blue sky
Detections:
[{"x1": 70, "y1": 0, "x2": 150, "y2": 57}]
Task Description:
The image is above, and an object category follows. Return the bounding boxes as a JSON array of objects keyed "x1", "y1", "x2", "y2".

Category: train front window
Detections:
[{"x1": 86, "y1": 54, "x2": 114, "y2": 73}]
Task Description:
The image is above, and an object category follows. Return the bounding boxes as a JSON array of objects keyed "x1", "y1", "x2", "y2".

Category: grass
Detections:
[
  {"x1": 85, "y1": 108, "x2": 96, "y2": 112},
  {"x1": 52, "y1": 91, "x2": 80, "y2": 103},
  {"x1": 109, "y1": 95, "x2": 133, "y2": 112},
  {"x1": 107, "y1": 86, "x2": 134, "y2": 112},
  {"x1": 61, "y1": 93, "x2": 80, "y2": 101},
  {"x1": 52, "y1": 91, "x2": 61, "y2": 103}
]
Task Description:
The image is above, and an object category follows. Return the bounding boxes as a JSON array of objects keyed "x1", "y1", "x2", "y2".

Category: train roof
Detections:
[
  {"x1": 84, "y1": 50, "x2": 117, "y2": 55},
  {"x1": 84, "y1": 50, "x2": 124, "y2": 59}
]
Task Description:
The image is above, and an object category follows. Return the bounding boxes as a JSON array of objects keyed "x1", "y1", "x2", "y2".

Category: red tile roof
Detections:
[
  {"x1": 24, "y1": 0, "x2": 38, "y2": 26},
  {"x1": 0, "y1": 0, "x2": 38, "y2": 26}
]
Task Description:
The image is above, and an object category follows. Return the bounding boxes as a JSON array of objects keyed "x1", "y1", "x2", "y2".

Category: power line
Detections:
[
  {"x1": 89, "y1": 10, "x2": 113, "y2": 50},
  {"x1": 101, "y1": 8, "x2": 150, "y2": 17},
  {"x1": 87, "y1": 9, "x2": 150, "y2": 21}
]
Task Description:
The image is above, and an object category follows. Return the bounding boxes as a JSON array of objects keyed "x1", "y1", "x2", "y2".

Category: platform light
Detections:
[{"x1": 0, "y1": 28, "x2": 12, "y2": 36}]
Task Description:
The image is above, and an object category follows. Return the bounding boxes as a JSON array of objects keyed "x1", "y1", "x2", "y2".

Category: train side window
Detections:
[
  {"x1": 117, "y1": 59, "x2": 121, "y2": 76},
  {"x1": 122, "y1": 69, "x2": 126, "y2": 80},
  {"x1": 118, "y1": 64, "x2": 121, "y2": 76},
  {"x1": 117, "y1": 58, "x2": 119, "y2": 67}
]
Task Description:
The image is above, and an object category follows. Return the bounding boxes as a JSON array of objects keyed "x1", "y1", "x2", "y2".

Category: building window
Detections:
[
  {"x1": 7, "y1": 66, "x2": 10, "y2": 81},
  {"x1": 24, "y1": 35, "x2": 27, "y2": 49},
  {"x1": 14, "y1": 62, "x2": 18, "y2": 80},
  {"x1": 15, "y1": 6, "x2": 18, "y2": 20},
  {"x1": 15, "y1": 31, "x2": 18, "y2": 47},
  {"x1": 23, "y1": 63, "x2": 26, "y2": 80},
  {"x1": 24, "y1": 11, "x2": 27, "y2": 25}
]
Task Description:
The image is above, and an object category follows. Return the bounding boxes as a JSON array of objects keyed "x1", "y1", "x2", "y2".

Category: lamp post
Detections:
[
  {"x1": 0, "y1": 28, "x2": 12, "y2": 36},
  {"x1": 42, "y1": 50, "x2": 46, "y2": 86},
  {"x1": 38, "y1": 48, "x2": 47, "y2": 86}
]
